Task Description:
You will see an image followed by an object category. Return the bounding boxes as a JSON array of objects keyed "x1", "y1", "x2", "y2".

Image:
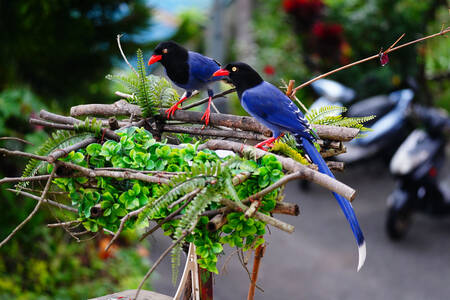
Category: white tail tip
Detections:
[{"x1": 357, "y1": 241, "x2": 366, "y2": 272}]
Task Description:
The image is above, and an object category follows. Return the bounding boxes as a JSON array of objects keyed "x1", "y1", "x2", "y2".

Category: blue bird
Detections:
[
  {"x1": 213, "y1": 62, "x2": 366, "y2": 271},
  {"x1": 148, "y1": 41, "x2": 224, "y2": 126}
]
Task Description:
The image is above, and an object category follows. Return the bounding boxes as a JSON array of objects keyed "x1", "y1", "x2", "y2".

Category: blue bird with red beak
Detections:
[
  {"x1": 148, "y1": 41, "x2": 224, "y2": 126},
  {"x1": 213, "y1": 62, "x2": 366, "y2": 271}
]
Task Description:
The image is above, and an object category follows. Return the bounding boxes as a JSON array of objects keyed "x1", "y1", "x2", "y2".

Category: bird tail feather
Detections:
[{"x1": 299, "y1": 136, "x2": 366, "y2": 271}]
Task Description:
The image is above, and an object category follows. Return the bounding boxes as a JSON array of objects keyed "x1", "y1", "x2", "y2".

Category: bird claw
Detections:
[
  {"x1": 254, "y1": 138, "x2": 276, "y2": 151},
  {"x1": 200, "y1": 108, "x2": 211, "y2": 127},
  {"x1": 165, "y1": 103, "x2": 181, "y2": 119}
]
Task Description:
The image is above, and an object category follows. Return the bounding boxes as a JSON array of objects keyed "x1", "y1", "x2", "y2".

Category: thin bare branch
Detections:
[
  {"x1": 117, "y1": 34, "x2": 138, "y2": 76},
  {"x1": 201, "y1": 140, "x2": 356, "y2": 201},
  {"x1": 0, "y1": 168, "x2": 56, "y2": 248},
  {"x1": 292, "y1": 28, "x2": 449, "y2": 93},
  {"x1": 7, "y1": 189, "x2": 77, "y2": 213},
  {"x1": 182, "y1": 88, "x2": 236, "y2": 110},
  {"x1": 134, "y1": 225, "x2": 196, "y2": 300},
  {"x1": 0, "y1": 137, "x2": 34, "y2": 145}
]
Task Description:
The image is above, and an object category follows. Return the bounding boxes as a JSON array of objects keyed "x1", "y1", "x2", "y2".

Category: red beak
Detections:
[
  {"x1": 148, "y1": 54, "x2": 162, "y2": 65},
  {"x1": 212, "y1": 69, "x2": 230, "y2": 77}
]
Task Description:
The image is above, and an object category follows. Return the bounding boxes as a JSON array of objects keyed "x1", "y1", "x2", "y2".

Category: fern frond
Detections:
[
  {"x1": 18, "y1": 131, "x2": 95, "y2": 190},
  {"x1": 306, "y1": 105, "x2": 347, "y2": 123},
  {"x1": 270, "y1": 141, "x2": 310, "y2": 165},
  {"x1": 147, "y1": 75, "x2": 178, "y2": 108},
  {"x1": 330, "y1": 115, "x2": 375, "y2": 130},
  {"x1": 137, "y1": 176, "x2": 215, "y2": 224},
  {"x1": 136, "y1": 49, "x2": 157, "y2": 117},
  {"x1": 171, "y1": 188, "x2": 222, "y2": 283},
  {"x1": 106, "y1": 74, "x2": 140, "y2": 103},
  {"x1": 74, "y1": 118, "x2": 103, "y2": 136}
]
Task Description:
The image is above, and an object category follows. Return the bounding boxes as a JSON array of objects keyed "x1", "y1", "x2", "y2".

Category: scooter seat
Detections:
[{"x1": 347, "y1": 95, "x2": 395, "y2": 126}]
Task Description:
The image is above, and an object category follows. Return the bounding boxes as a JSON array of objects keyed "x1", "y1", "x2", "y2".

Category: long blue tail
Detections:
[{"x1": 301, "y1": 137, "x2": 366, "y2": 271}]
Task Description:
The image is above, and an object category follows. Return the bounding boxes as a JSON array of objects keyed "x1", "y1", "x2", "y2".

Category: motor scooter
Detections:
[
  {"x1": 309, "y1": 79, "x2": 415, "y2": 164},
  {"x1": 386, "y1": 105, "x2": 450, "y2": 240}
]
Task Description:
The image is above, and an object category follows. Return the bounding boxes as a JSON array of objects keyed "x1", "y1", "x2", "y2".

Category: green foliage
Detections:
[
  {"x1": 18, "y1": 131, "x2": 95, "y2": 190},
  {"x1": 0, "y1": 229, "x2": 152, "y2": 300},
  {"x1": 106, "y1": 49, "x2": 179, "y2": 117},
  {"x1": 270, "y1": 140, "x2": 310, "y2": 165},
  {"x1": 1, "y1": 0, "x2": 151, "y2": 108},
  {"x1": 74, "y1": 117, "x2": 103, "y2": 136},
  {"x1": 53, "y1": 127, "x2": 286, "y2": 278},
  {"x1": 306, "y1": 105, "x2": 375, "y2": 134}
]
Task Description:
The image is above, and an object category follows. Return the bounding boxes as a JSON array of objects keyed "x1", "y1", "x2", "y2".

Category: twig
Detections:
[
  {"x1": 70, "y1": 101, "x2": 359, "y2": 141},
  {"x1": 0, "y1": 168, "x2": 56, "y2": 248},
  {"x1": 0, "y1": 137, "x2": 34, "y2": 145},
  {"x1": 163, "y1": 125, "x2": 267, "y2": 141},
  {"x1": 220, "y1": 198, "x2": 294, "y2": 233},
  {"x1": 139, "y1": 189, "x2": 200, "y2": 241},
  {"x1": 47, "y1": 220, "x2": 81, "y2": 228},
  {"x1": 201, "y1": 140, "x2": 356, "y2": 201},
  {"x1": 134, "y1": 225, "x2": 195, "y2": 300},
  {"x1": 117, "y1": 34, "x2": 138, "y2": 77},
  {"x1": 0, "y1": 147, "x2": 48, "y2": 162},
  {"x1": 272, "y1": 202, "x2": 300, "y2": 216},
  {"x1": 182, "y1": 88, "x2": 236, "y2": 110},
  {"x1": 48, "y1": 137, "x2": 98, "y2": 163},
  {"x1": 56, "y1": 161, "x2": 170, "y2": 185},
  {"x1": 292, "y1": 28, "x2": 450, "y2": 93},
  {"x1": 247, "y1": 243, "x2": 266, "y2": 300},
  {"x1": 0, "y1": 174, "x2": 51, "y2": 185},
  {"x1": 7, "y1": 189, "x2": 77, "y2": 213}
]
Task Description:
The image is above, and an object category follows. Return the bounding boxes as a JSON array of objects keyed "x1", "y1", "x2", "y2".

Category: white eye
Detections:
[
  {"x1": 162, "y1": 48, "x2": 168, "y2": 54},
  {"x1": 232, "y1": 66, "x2": 237, "y2": 72}
]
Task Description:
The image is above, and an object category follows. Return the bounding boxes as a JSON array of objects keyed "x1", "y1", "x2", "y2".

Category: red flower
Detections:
[
  {"x1": 283, "y1": 0, "x2": 298, "y2": 13},
  {"x1": 263, "y1": 65, "x2": 275, "y2": 76}
]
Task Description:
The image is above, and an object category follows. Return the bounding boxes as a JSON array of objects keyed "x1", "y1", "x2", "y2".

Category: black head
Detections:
[
  {"x1": 148, "y1": 41, "x2": 188, "y2": 66},
  {"x1": 213, "y1": 62, "x2": 263, "y2": 96}
]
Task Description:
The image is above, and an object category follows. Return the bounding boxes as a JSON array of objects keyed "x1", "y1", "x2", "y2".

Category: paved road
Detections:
[{"x1": 148, "y1": 161, "x2": 450, "y2": 300}]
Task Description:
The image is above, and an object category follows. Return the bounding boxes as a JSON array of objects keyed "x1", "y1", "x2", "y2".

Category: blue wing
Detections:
[
  {"x1": 242, "y1": 81, "x2": 313, "y2": 138},
  {"x1": 188, "y1": 51, "x2": 221, "y2": 83}
]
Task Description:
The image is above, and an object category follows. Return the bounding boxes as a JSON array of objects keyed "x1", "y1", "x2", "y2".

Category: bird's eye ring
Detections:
[
  {"x1": 162, "y1": 48, "x2": 168, "y2": 54},
  {"x1": 232, "y1": 67, "x2": 237, "y2": 72}
]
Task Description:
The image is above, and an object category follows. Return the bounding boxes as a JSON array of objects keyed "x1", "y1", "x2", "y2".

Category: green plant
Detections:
[{"x1": 106, "y1": 49, "x2": 179, "y2": 117}]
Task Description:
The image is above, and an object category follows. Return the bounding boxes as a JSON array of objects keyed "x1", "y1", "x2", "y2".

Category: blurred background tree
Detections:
[
  {"x1": 0, "y1": 1, "x2": 153, "y2": 298},
  {"x1": 0, "y1": 0, "x2": 151, "y2": 108}
]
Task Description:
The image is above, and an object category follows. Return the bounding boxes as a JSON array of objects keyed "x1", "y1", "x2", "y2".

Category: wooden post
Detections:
[
  {"x1": 199, "y1": 267, "x2": 213, "y2": 300},
  {"x1": 247, "y1": 243, "x2": 266, "y2": 300}
]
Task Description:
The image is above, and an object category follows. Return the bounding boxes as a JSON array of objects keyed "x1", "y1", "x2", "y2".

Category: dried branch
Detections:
[
  {"x1": 0, "y1": 147, "x2": 49, "y2": 162},
  {"x1": 207, "y1": 212, "x2": 229, "y2": 232},
  {"x1": 8, "y1": 189, "x2": 77, "y2": 213},
  {"x1": 220, "y1": 198, "x2": 294, "y2": 233},
  {"x1": 0, "y1": 136, "x2": 34, "y2": 145},
  {"x1": 0, "y1": 174, "x2": 52, "y2": 185},
  {"x1": 272, "y1": 202, "x2": 300, "y2": 216},
  {"x1": 47, "y1": 220, "x2": 81, "y2": 228},
  {"x1": 134, "y1": 224, "x2": 196, "y2": 300},
  {"x1": 163, "y1": 124, "x2": 267, "y2": 141},
  {"x1": 201, "y1": 140, "x2": 356, "y2": 201},
  {"x1": 70, "y1": 100, "x2": 360, "y2": 141},
  {"x1": 292, "y1": 27, "x2": 449, "y2": 93},
  {"x1": 182, "y1": 88, "x2": 236, "y2": 110},
  {"x1": 0, "y1": 167, "x2": 56, "y2": 248},
  {"x1": 56, "y1": 161, "x2": 170, "y2": 185},
  {"x1": 139, "y1": 188, "x2": 201, "y2": 241},
  {"x1": 117, "y1": 34, "x2": 138, "y2": 77},
  {"x1": 48, "y1": 137, "x2": 98, "y2": 163}
]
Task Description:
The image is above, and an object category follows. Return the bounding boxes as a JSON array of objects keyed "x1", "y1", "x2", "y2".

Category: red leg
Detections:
[
  {"x1": 254, "y1": 133, "x2": 284, "y2": 151},
  {"x1": 200, "y1": 96, "x2": 212, "y2": 126},
  {"x1": 165, "y1": 96, "x2": 187, "y2": 118}
]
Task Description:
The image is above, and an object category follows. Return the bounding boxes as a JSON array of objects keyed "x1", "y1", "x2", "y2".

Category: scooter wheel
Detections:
[{"x1": 386, "y1": 207, "x2": 412, "y2": 241}]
